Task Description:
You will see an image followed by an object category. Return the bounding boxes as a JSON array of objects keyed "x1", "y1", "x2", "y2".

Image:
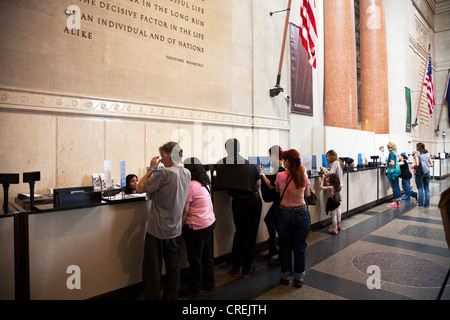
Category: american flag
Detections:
[
  {"x1": 300, "y1": 0, "x2": 317, "y2": 69},
  {"x1": 424, "y1": 53, "x2": 435, "y2": 116}
]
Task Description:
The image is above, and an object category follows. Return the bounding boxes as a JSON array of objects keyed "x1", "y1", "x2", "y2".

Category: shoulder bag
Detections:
[
  {"x1": 306, "y1": 187, "x2": 317, "y2": 205},
  {"x1": 415, "y1": 155, "x2": 424, "y2": 176}
]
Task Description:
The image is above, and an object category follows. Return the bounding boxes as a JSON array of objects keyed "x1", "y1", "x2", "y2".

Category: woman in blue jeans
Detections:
[
  {"x1": 386, "y1": 142, "x2": 402, "y2": 207},
  {"x1": 413, "y1": 142, "x2": 433, "y2": 207},
  {"x1": 275, "y1": 149, "x2": 311, "y2": 288}
]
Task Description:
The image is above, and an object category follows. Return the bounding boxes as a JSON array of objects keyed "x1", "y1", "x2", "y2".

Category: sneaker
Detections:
[
  {"x1": 228, "y1": 269, "x2": 239, "y2": 278},
  {"x1": 387, "y1": 202, "x2": 398, "y2": 207},
  {"x1": 328, "y1": 225, "x2": 338, "y2": 235},
  {"x1": 294, "y1": 278, "x2": 303, "y2": 288},
  {"x1": 241, "y1": 266, "x2": 256, "y2": 279},
  {"x1": 279, "y1": 276, "x2": 290, "y2": 286}
]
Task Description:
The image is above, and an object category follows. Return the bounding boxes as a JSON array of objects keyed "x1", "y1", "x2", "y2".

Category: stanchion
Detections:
[
  {"x1": 0, "y1": 173, "x2": 19, "y2": 214},
  {"x1": 23, "y1": 171, "x2": 40, "y2": 211}
]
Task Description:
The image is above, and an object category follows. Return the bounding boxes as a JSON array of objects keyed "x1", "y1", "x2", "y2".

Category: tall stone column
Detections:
[
  {"x1": 360, "y1": 0, "x2": 389, "y2": 134},
  {"x1": 323, "y1": 0, "x2": 358, "y2": 129}
]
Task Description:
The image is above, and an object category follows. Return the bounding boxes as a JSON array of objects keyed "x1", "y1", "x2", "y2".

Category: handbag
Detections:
[
  {"x1": 415, "y1": 155, "x2": 424, "y2": 176},
  {"x1": 306, "y1": 188, "x2": 317, "y2": 205}
]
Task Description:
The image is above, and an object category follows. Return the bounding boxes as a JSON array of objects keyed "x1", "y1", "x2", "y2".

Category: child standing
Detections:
[
  {"x1": 320, "y1": 173, "x2": 342, "y2": 235},
  {"x1": 398, "y1": 153, "x2": 417, "y2": 201}
]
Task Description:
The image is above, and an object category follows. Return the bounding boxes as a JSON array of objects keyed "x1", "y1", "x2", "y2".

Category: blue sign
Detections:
[
  {"x1": 249, "y1": 156, "x2": 271, "y2": 174},
  {"x1": 312, "y1": 155, "x2": 317, "y2": 170},
  {"x1": 322, "y1": 154, "x2": 328, "y2": 168},
  {"x1": 358, "y1": 153, "x2": 363, "y2": 165},
  {"x1": 120, "y1": 160, "x2": 126, "y2": 187}
]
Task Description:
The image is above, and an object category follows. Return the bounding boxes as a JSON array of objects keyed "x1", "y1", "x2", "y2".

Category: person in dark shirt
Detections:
[
  {"x1": 398, "y1": 153, "x2": 417, "y2": 201},
  {"x1": 215, "y1": 138, "x2": 262, "y2": 278},
  {"x1": 259, "y1": 145, "x2": 285, "y2": 264}
]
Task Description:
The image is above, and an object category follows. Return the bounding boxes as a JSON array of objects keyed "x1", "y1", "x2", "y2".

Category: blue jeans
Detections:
[
  {"x1": 401, "y1": 178, "x2": 417, "y2": 200},
  {"x1": 415, "y1": 172, "x2": 431, "y2": 207},
  {"x1": 389, "y1": 177, "x2": 401, "y2": 201},
  {"x1": 277, "y1": 206, "x2": 311, "y2": 280}
]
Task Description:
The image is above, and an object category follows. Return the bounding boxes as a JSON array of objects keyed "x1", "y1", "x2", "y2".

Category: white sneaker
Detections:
[{"x1": 328, "y1": 226, "x2": 338, "y2": 235}]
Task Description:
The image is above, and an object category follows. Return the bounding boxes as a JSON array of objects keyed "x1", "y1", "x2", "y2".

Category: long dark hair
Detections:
[
  {"x1": 124, "y1": 174, "x2": 138, "y2": 194},
  {"x1": 184, "y1": 157, "x2": 211, "y2": 188},
  {"x1": 281, "y1": 149, "x2": 307, "y2": 189},
  {"x1": 327, "y1": 173, "x2": 342, "y2": 192},
  {"x1": 417, "y1": 142, "x2": 428, "y2": 154}
]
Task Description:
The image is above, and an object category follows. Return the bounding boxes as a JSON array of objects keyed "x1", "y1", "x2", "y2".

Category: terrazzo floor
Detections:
[
  {"x1": 193, "y1": 178, "x2": 450, "y2": 301},
  {"x1": 112, "y1": 178, "x2": 450, "y2": 305}
]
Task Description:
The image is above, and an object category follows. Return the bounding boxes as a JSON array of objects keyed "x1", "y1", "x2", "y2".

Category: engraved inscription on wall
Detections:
[
  {"x1": 64, "y1": 0, "x2": 206, "y2": 68},
  {"x1": 0, "y1": 0, "x2": 246, "y2": 115}
]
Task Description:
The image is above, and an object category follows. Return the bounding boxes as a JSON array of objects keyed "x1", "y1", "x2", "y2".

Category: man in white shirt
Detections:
[{"x1": 379, "y1": 146, "x2": 387, "y2": 165}]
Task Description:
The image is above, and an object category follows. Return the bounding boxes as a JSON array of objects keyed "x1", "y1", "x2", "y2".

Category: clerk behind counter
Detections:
[{"x1": 124, "y1": 174, "x2": 139, "y2": 194}]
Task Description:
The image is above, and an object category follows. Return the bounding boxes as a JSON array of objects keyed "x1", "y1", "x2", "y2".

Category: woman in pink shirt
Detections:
[
  {"x1": 275, "y1": 149, "x2": 311, "y2": 288},
  {"x1": 181, "y1": 157, "x2": 216, "y2": 298}
]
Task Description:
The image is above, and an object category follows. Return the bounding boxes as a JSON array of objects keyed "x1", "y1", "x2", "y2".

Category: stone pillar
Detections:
[
  {"x1": 323, "y1": 0, "x2": 358, "y2": 129},
  {"x1": 360, "y1": 0, "x2": 389, "y2": 134}
]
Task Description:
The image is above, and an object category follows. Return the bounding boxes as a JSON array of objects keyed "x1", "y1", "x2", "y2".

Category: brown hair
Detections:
[
  {"x1": 327, "y1": 173, "x2": 342, "y2": 192},
  {"x1": 159, "y1": 141, "x2": 183, "y2": 163},
  {"x1": 416, "y1": 142, "x2": 428, "y2": 154},
  {"x1": 281, "y1": 149, "x2": 307, "y2": 189},
  {"x1": 326, "y1": 150, "x2": 343, "y2": 169}
]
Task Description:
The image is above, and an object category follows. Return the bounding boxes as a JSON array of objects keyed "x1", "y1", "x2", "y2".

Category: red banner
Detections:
[{"x1": 290, "y1": 23, "x2": 313, "y2": 116}]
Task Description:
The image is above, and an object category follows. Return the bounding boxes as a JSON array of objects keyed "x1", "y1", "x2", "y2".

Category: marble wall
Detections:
[
  {"x1": 0, "y1": 0, "x2": 292, "y2": 202},
  {"x1": 385, "y1": 0, "x2": 450, "y2": 155},
  {"x1": 1, "y1": 0, "x2": 450, "y2": 204},
  {"x1": 434, "y1": 0, "x2": 450, "y2": 150}
]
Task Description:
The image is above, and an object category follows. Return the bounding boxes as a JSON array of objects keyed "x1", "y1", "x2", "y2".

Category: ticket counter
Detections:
[
  {"x1": 0, "y1": 212, "x2": 15, "y2": 300},
  {"x1": 2, "y1": 165, "x2": 399, "y2": 299},
  {"x1": 431, "y1": 158, "x2": 449, "y2": 179}
]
